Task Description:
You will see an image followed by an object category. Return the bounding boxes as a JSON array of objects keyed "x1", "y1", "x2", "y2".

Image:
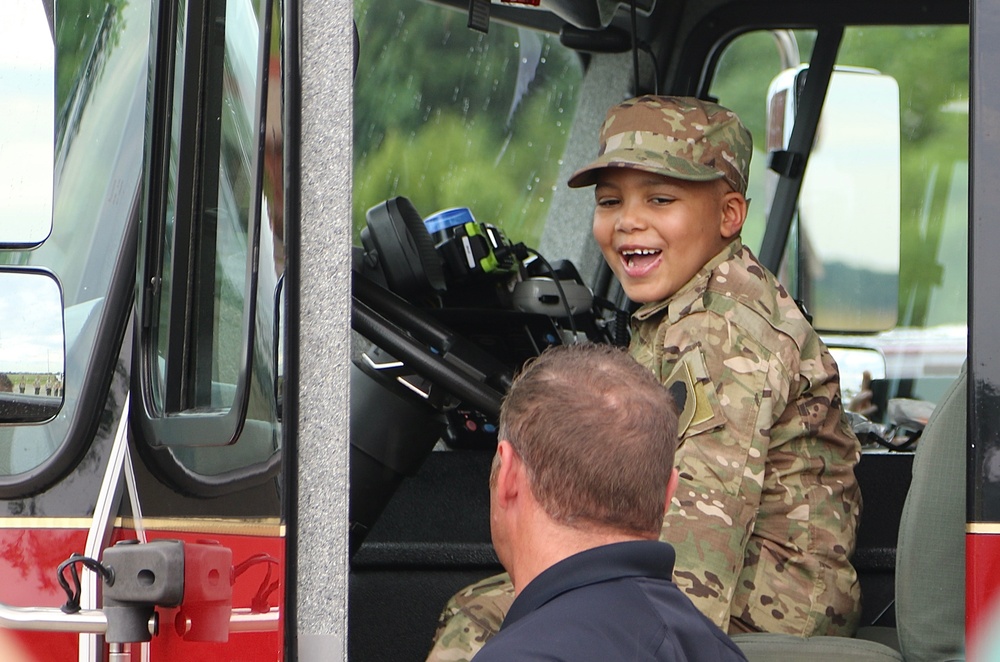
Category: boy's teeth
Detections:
[{"x1": 622, "y1": 248, "x2": 659, "y2": 268}]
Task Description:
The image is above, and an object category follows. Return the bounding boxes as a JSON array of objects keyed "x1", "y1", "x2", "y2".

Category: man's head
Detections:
[
  {"x1": 489, "y1": 344, "x2": 679, "y2": 565},
  {"x1": 571, "y1": 96, "x2": 753, "y2": 304}
]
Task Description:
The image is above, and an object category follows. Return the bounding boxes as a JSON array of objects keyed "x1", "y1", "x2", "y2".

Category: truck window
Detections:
[
  {"x1": 710, "y1": 26, "x2": 968, "y2": 414},
  {"x1": 149, "y1": 0, "x2": 263, "y2": 416},
  {"x1": 0, "y1": 0, "x2": 148, "y2": 486},
  {"x1": 353, "y1": 0, "x2": 583, "y2": 247},
  {"x1": 0, "y1": 0, "x2": 53, "y2": 248},
  {"x1": 135, "y1": 0, "x2": 284, "y2": 483}
]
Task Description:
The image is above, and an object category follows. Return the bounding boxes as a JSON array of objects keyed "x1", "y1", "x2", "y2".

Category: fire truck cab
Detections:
[{"x1": 0, "y1": 0, "x2": 991, "y2": 660}]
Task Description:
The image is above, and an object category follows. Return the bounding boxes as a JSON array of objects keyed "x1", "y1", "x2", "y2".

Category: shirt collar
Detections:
[
  {"x1": 501, "y1": 540, "x2": 676, "y2": 630},
  {"x1": 633, "y1": 237, "x2": 744, "y2": 323}
]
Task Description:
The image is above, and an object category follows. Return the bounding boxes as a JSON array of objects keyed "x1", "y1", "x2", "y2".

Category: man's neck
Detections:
[{"x1": 507, "y1": 517, "x2": 651, "y2": 594}]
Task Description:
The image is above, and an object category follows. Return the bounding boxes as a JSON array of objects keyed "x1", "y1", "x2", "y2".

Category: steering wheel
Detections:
[
  {"x1": 356, "y1": 197, "x2": 512, "y2": 412},
  {"x1": 349, "y1": 197, "x2": 512, "y2": 556}
]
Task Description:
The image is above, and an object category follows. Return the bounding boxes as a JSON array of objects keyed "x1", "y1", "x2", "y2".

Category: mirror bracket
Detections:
[
  {"x1": 468, "y1": 0, "x2": 491, "y2": 33},
  {"x1": 768, "y1": 149, "x2": 806, "y2": 179}
]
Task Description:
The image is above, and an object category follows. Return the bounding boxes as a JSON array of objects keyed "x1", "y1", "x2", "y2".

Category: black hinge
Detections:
[{"x1": 468, "y1": 0, "x2": 491, "y2": 33}]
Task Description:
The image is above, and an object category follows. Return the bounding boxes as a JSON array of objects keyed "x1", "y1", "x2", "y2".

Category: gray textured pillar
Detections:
[
  {"x1": 540, "y1": 53, "x2": 633, "y2": 285},
  {"x1": 296, "y1": 0, "x2": 353, "y2": 659}
]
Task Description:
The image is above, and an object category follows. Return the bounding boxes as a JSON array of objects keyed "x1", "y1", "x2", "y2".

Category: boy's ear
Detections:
[{"x1": 719, "y1": 190, "x2": 748, "y2": 239}]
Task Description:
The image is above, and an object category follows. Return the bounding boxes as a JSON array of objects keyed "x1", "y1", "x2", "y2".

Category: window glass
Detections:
[
  {"x1": 155, "y1": 0, "x2": 186, "y2": 409},
  {"x1": 353, "y1": 0, "x2": 583, "y2": 247},
  {"x1": 201, "y1": 0, "x2": 260, "y2": 409},
  {"x1": 152, "y1": 0, "x2": 283, "y2": 476},
  {"x1": 0, "y1": 1, "x2": 53, "y2": 247},
  {"x1": 710, "y1": 26, "x2": 968, "y2": 417},
  {"x1": 154, "y1": 0, "x2": 263, "y2": 415},
  {"x1": 0, "y1": 0, "x2": 148, "y2": 475},
  {"x1": 709, "y1": 29, "x2": 796, "y2": 252},
  {"x1": 0, "y1": 271, "x2": 64, "y2": 427}
]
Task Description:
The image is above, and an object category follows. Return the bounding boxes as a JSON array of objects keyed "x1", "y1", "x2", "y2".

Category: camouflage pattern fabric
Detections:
[
  {"x1": 426, "y1": 573, "x2": 514, "y2": 662},
  {"x1": 425, "y1": 240, "x2": 862, "y2": 660},
  {"x1": 631, "y1": 238, "x2": 862, "y2": 636},
  {"x1": 567, "y1": 95, "x2": 753, "y2": 195}
]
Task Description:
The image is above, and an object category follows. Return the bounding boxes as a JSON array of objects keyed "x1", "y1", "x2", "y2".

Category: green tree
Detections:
[
  {"x1": 56, "y1": 0, "x2": 129, "y2": 118},
  {"x1": 353, "y1": 0, "x2": 582, "y2": 246}
]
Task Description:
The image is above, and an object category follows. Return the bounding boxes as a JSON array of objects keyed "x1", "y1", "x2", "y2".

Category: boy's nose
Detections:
[{"x1": 615, "y1": 203, "x2": 646, "y2": 232}]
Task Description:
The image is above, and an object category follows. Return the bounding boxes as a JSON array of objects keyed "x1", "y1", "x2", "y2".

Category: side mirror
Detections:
[
  {"x1": 0, "y1": 0, "x2": 55, "y2": 247},
  {"x1": 0, "y1": 269, "x2": 65, "y2": 423},
  {"x1": 766, "y1": 65, "x2": 901, "y2": 333},
  {"x1": 828, "y1": 345, "x2": 886, "y2": 404}
]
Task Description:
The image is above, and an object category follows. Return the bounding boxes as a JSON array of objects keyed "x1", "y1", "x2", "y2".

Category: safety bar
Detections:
[
  {"x1": 0, "y1": 605, "x2": 108, "y2": 633},
  {"x1": 229, "y1": 607, "x2": 280, "y2": 632},
  {"x1": 0, "y1": 604, "x2": 279, "y2": 635}
]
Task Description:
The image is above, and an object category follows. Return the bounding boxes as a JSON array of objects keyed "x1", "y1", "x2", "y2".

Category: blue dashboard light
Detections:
[{"x1": 425, "y1": 207, "x2": 475, "y2": 236}]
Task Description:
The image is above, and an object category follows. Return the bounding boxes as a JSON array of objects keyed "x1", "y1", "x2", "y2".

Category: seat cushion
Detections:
[
  {"x1": 856, "y1": 625, "x2": 902, "y2": 651},
  {"x1": 731, "y1": 633, "x2": 903, "y2": 662},
  {"x1": 894, "y1": 363, "x2": 966, "y2": 662}
]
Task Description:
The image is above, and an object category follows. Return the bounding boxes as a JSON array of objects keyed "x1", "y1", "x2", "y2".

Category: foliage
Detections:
[
  {"x1": 353, "y1": 0, "x2": 582, "y2": 246},
  {"x1": 56, "y1": 0, "x2": 129, "y2": 118}
]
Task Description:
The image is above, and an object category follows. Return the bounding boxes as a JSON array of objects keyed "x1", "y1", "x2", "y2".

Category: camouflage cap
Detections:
[{"x1": 567, "y1": 95, "x2": 752, "y2": 195}]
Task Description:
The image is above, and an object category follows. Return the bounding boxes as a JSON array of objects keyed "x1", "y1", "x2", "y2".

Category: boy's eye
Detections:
[
  {"x1": 651, "y1": 196, "x2": 675, "y2": 205},
  {"x1": 596, "y1": 196, "x2": 620, "y2": 207}
]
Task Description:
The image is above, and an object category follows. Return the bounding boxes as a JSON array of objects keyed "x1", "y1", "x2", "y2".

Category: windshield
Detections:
[
  {"x1": 710, "y1": 25, "x2": 968, "y2": 416},
  {"x1": 353, "y1": 0, "x2": 583, "y2": 248}
]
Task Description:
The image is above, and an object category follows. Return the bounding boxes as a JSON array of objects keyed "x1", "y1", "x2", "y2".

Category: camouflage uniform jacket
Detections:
[
  {"x1": 630, "y1": 237, "x2": 862, "y2": 636},
  {"x1": 424, "y1": 239, "x2": 864, "y2": 661}
]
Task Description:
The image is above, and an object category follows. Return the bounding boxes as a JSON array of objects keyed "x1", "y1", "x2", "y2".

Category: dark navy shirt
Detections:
[{"x1": 473, "y1": 540, "x2": 747, "y2": 661}]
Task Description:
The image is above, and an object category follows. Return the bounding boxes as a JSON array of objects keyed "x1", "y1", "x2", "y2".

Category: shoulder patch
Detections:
[
  {"x1": 664, "y1": 359, "x2": 716, "y2": 435},
  {"x1": 665, "y1": 354, "x2": 721, "y2": 437}
]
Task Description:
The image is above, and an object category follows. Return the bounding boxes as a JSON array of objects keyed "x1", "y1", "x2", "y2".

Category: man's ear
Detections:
[
  {"x1": 664, "y1": 467, "x2": 680, "y2": 513},
  {"x1": 719, "y1": 190, "x2": 748, "y2": 239},
  {"x1": 494, "y1": 440, "x2": 524, "y2": 509}
]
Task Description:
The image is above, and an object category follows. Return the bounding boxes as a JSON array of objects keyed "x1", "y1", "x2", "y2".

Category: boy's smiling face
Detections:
[{"x1": 592, "y1": 168, "x2": 746, "y2": 304}]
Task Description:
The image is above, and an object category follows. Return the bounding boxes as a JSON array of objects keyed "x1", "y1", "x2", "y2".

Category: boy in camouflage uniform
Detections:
[{"x1": 426, "y1": 96, "x2": 862, "y2": 660}]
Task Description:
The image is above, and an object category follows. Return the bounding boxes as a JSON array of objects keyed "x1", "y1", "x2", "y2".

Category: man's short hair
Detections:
[{"x1": 498, "y1": 343, "x2": 678, "y2": 536}]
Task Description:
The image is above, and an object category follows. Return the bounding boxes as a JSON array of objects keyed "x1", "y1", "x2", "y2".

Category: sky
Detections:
[
  {"x1": 790, "y1": 69, "x2": 902, "y2": 274},
  {"x1": 0, "y1": 1, "x2": 54, "y2": 246},
  {"x1": 0, "y1": 271, "x2": 63, "y2": 375}
]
